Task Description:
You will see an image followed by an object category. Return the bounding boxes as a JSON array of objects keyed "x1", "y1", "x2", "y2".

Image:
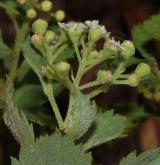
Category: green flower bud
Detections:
[
  {"x1": 97, "y1": 70, "x2": 112, "y2": 83},
  {"x1": 103, "y1": 42, "x2": 119, "y2": 57},
  {"x1": 128, "y1": 74, "x2": 139, "y2": 86},
  {"x1": 55, "y1": 10, "x2": 65, "y2": 22},
  {"x1": 135, "y1": 63, "x2": 151, "y2": 78},
  {"x1": 17, "y1": 0, "x2": 26, "y2": 5},
  {"x1": 41, "y1": 0, "x2": 52, "y2": 12},
  {"x1": 45, "y1": 30, "x2": 55, "y2": 42},
  {"x1": 58, "y1": 22, "x2": 86, "y2": 43},
  {"x1": 31, "y1": 34, "x2": 44, "y2": 48},
  {"x1": 26, "y1": 8, "x2": 37, "y2": 19},
  {"x1": 69, "y1": 31, "x2": 82, "y2": 43},
  {"x1": 88, "y1": 50, "x2": 99, "y2": 60},
  {"x1": 85, "y1": 21, "x2": 107, "y2": 43},
  {"x1": 54, "y1": 61, "x2": 71, "y2": 77},
  {"x1": 120, "y1": 40, "x2": 135, "y2": 59},
  {"x1": 32, "y1": 19, "x2": 48, "y2": 35},
  {"x1": 89, "y1": 28, "x2": 102, "y2": 43}
]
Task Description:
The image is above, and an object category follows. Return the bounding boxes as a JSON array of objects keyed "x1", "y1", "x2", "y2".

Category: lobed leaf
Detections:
[
  {"x1": 12, "y1": 132, "x2": 92, "y2": 165},
  {"x1": 120, "y1": 148, "x2": 160, "y2": 165},
  {"x1": 3, "y1": 86, "x2": 35, "y2": 145},
  {"x1": 83, "y1": 110, "x2": 127, "y2": 150}
]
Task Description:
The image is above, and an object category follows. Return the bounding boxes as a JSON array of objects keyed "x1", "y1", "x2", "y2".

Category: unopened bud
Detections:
[
  {"x1": 88, "y1": 50, "x2": 99, "y2": 60},
  {"x1": 135, "y1": 63, "x2": 151, "y2": 78},
  {"x1": 26, "y1": 8, "x2": 37, "y2": 19},
  {"x1": 31, "y1": 34, "x2": 44, "y2": 48},
  {"x1": 54, "y1": 61, "x2": 71, "y2": 77},
  {"x1": 32, "y1": 19, "x2": 48, "y2": 35},
  {"x1": 41, "y1": 0, "x2": 52, "y2": 12},
  {"x1": 17, "y1": 0, "x2": 26, "y2": 5},
  {"x1": 128, "y1": 74, "x2": 139, "y2": 86},
  {"x1": 45, "y1": 30, "x2": 55, "y2": 42},
  {"x1": 55, "y1": 10, "x2": 65, "y2": 22},
  {"x1": 97, "y1": 70, "x2": 112, "y2": 83},
  {"x1": 120, "y1": 40, "x2": 135, "y2": 59},
  {"x1": 103, "y1": 42, "x2": 119, "y2": 56}
]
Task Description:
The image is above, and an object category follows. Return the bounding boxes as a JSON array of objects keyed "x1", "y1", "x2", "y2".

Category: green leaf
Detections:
[
  {"x1": 13, "y1": 84, "x2": 57, "y2": 128},
  {"x1": 3, "y1": 86, "x2": 34, "y2": 145},
  {"x1": 143, "y1": 14, "x2": 160, "y2": 40},
  {"x1": 132, "y1": 14, "x2": 160, "y2": 63},
  {"x1": 12, "y1": 132, "x2": 92, "y2": 165},
  {"x1": 83, "y1": 110, "x2": 127, "y2": 150},
  {"x1": 23, "y1": 38, "x2": 64, "y2": 94},
  {"x1": 23, "y1": 37, "x2": 44, "y2": 81},
  {"x1": 22, "y1": 108, "x2": 56, "y2": 129},
  {"x1": 132, "y1": 25, "x2": 154, "y2": 61},
  {"x1": 119, "y1": 148, "x2": 160, "y2": 165},
  {"x1": 56, "y1": 47, "x2": 74, "y2": 62},
  {"x1": 14, "y1": 84, "x2": 46, "y2": 110},
  {"x1": 65, "y1": 89, "x2": 96, "y2": 139},
  {"x1": 0, "y1": 1, "x2": 19, "y2": 17}
]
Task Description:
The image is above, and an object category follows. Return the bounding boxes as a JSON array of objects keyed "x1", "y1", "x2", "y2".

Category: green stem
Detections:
[
  {"x1": 51, "y1": 44, "x2": 68, "y2": 63},
  {"x1": 79, "y1": 80, "x2": 101, "y2": 90},
  {"x1": 43, "y1": 80, "x2": 64, "y2": 130},
  {"x1": 113, "y1": 80, "x2": 129, "y2": 85},
  {"x1": 73, "y1": 42, "x2": 93, "y2": 86},
  {"x1": 8, "y1": 22, "x2": 29, "y2": 83},
  {"x1": 113, "y1": 62, "x2": 125, "y2": 79},
  {"x1": 87, "y1": 83, "x2": 110, "y2": 98},
  {"x1": 73, "y1": 62, "x2": 85, "y2": 87},
  {"x1": 50, "y1": 40, "x2": 64, "y2": 54},
  {"x1": 73, "y1": 43, "x2": 81, "y2": 63},
  {"x1": 81, "y1": 37, "x2": 86, "y2": 50}
]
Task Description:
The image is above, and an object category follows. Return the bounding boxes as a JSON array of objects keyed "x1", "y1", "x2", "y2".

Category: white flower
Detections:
[
  {"x1": 58, "y1": 22, "x2": 87, "y2": 43},
  {"x1": 85, "y1": 20, "x2": 107, "y2": 35},
  {"x1": 58, "y1": 22, "x2": 87, "y2": 32},
  {"x1": 108, "y1": 37, "x2": 124, "y2": 50}
]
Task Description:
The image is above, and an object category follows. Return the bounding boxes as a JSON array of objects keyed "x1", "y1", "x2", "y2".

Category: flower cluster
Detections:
[{"x1": 31, "y1": 19, "x2": 151, "y2": 92}]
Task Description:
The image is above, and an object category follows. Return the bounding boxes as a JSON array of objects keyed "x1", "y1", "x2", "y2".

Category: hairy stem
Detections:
[
  {"x1": 43, "y1": 80, "x2": 64, "y2": 130},
  {"x1": 8, "y1": 22, "x2": 29, "y2": 83},
  {"x1": 73, "y1": 43, "x2": 81, "y2": 63}
]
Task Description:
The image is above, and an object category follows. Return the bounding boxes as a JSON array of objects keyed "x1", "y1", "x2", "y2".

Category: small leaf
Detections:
[
  {"x1": 65, "y1": 89, "x2": 96, "y2": 139},
  {"x1": 83, "y1": 110, "x2": 127, "y2": 150},
  {"x1": 3, "y1": 86, "x2": 34, "y2": 145},
  {"x1": 12, "y1": 132, "x2": 92, "y2": 165},
  {"x1": 119, "y1": 148, "x2": 160, "y2": 165}
]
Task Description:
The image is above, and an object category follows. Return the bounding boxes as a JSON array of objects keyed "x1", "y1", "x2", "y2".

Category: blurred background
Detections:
[{"x1": 1, "y1": 0, "x2": 160, "y2": 164}]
